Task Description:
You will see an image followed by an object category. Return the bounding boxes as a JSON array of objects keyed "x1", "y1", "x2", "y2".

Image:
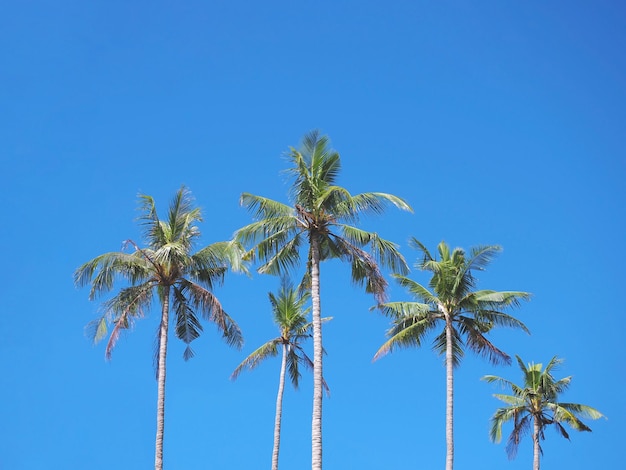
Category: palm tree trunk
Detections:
[
  {"x1": 155, "y1": 285, "x2": 170, "y2": 470},
  {"x1": 445, "y1": 314, "x2": 454, "y2": 470},
  {"x1": 310, "y1": 234, "x2": 323, "y2": 470},
  {"x1": 272, "y1": 343, "x2": 288, "y2": 470},
  {"x1": 533, "y1": 416, "x2": 541, "y2": 470}
]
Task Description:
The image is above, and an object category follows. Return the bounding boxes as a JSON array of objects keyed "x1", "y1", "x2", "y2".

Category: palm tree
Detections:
[
  {"x1": 74, "y1": 186, "x2": 245, "y2": 470},
  {"x1": 373, "y1": 239, "x2": 531, "y2": 470},
  {"x1": 231, "y1": 279, "x2": 330, "y2": 470},
  {"x1": 483, "y1": 355, "x2": 604, "y2": 470},
  {"x1": 235, "y1": 130, "x2": 413, "y2": 470}
]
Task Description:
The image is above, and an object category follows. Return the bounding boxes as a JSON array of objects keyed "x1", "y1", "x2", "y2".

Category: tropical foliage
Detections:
[
  {"x1": 483, "y1": 355, "x2": 604, "y2": 470},
  {"x1": 235, "y1": 130, "x2": 413, "y2": 470},
  {"x1": 373, "y1": 239, "x2": 531, "y2": 470},
  {"x1": 74, "y1": 186, "x2": 245, "y2": 470}
]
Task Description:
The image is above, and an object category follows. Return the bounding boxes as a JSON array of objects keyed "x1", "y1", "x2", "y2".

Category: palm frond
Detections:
[
  {"x1": 230, "y1": 340, "x2": 280, "y2": 380},
  {"x1": 180, "y1": 279, "x2": 243, "y2": 349},
  {"x1": 392, "y1": 275, "x2": 438, "y2": 304},
  {"x1": 172, "y1": 286, "x2": 203, "y2": 360},
  {"x1": 239, "y1": 193, "x2": 295, "y2": 223},
  {"x1": 373, "y1": 314, "x2": 439, "y2": 361},
  {"x1": 458, "y1": 316, "x2": 511, "y2": 365},
  {"x1": 74, "y1": 252, "x2": 151, "y2": 300}
]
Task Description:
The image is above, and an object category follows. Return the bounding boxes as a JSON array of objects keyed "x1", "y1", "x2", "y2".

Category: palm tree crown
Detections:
[
  {"x1": 231, "y1": 279, "x2": 330, "y2": 391},
  {"x1": 374, "y1": 239, "x2": 530, "y2": 365},
  {"x1": 483, "y1": 356, "x2": 604, "y2": 469},
  {"x1": 236, "y1": 130, "x2": 412, "y2": 297},
  {"x1": 235, "y1": 130, "x2": 413, "y2": 470},
  {"x1": 74, "y1": 186, "x2": 245, "y2": 470}
]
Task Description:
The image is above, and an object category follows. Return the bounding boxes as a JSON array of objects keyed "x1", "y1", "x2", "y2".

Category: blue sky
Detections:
[{"x1": 1, "y1": 1, "x2": 624, "y2": 469}]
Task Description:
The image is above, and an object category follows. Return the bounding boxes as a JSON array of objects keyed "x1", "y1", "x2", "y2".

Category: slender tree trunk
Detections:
[
  {"x1": 445, "y1": 313, "x2": 454, "y2": 470},
  {"x1": 155, "y1": 286, "x2": 170, "y2": 470},
  {"x1": 533, "y1": 416, "x2": 541, "y2": 470},
  {"x1": 272, "y1": 343, "x2": 288, "y2": 470},
  {"x1": 310, "y1": 234, "x2": 323, "y2": 470}
]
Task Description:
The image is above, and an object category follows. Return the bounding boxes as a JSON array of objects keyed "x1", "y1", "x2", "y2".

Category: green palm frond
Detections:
[
  {"x1": 458, "y1": 316, "x2": 511, "y2": 365},
  {"x1": 257, "y1": 231, "x2": 303, "y2": 276},
  {"x1": 408, "y1": 237, "x2": 434, "y2": 267},
  {"x1": 373, "y1": 313, "x2": 439, "y2": 360},
  {"x1": 181, "y1": 278, "x2": 243, "y2": 349},
  {"x1": 240, "y1": 193, "x2": 295, "y2": 222},
  {"x1": 392, "y1": 275, "x2": 439, "y2": 305},
  {"x1": 465, "y1": 245, "x2": 502, "y2": 272},
  {"x1": 375, "y1": 301, "x2": 433, "y2": 319},
  {"x1": 74, "y1": 252, "x2": 152, "y2": 300},
  {"x1": 172, "y1": 285, "x2": 203, "y2": 360},
  {"x1": 231, "y1": 340, "x2": 280, "y2": 380},
  {"x1": 295, "y1": 346, "x2": 331, "y2": 396},
  {"x1": 432, "y1": 327, "x2": 465, "y2": 367}
]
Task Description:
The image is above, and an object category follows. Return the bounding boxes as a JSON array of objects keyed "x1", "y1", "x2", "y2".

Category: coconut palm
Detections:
[
  {"x1": 373, "y1": 239, "x2": 530, "y2": 470},
  {"x1": 483, "y1": 355, "x2": 604, "y2": 470},
  {"x1": 235, "y1": 130, "x2": 413, "y2": 469},
  {"x1": 74, "y1": 186, "x2": 245, "y2": 470},
  {"x1": 231, "y1": 279, "x2": 330, "y2": 470}
]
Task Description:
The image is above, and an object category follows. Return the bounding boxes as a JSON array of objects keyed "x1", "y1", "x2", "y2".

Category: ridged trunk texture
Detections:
[
  {"x1": 155, "y1": 286, "x2": 170, "y2": 470},
  {"x1": 310, "y1": 235, "x2": 323, "y2": 470},
  {"x1": 272, "y1": 343, "x2": 288, "y2": 470},
  {"x1": 445, "y1": 313, "x2": 454, "y2": 470},
  {"x1": 533, "y1": 416, "x2": 541, "y2": 470}
]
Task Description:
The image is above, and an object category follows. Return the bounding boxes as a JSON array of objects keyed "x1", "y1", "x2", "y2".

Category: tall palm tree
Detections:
[
  {"x1": 74, "y1": 186, "x2": 245, "y2": 470},
  {"x1": 483, "y1": 356, "x2": 604, "y2": 470},
  {"x1": 235, "y1": 130, "x2": 413, "y2": 470},
  {"x1": 231, "y1": 279, "x2": 330, "y2": 470},
  {"x1": 373, "y1": 239, "x2": 530, "y2": 470}
]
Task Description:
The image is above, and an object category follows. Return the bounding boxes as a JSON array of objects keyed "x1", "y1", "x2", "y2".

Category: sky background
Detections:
[{"x1": 1, "y1": 1, "x2": 624, "y2": 469}]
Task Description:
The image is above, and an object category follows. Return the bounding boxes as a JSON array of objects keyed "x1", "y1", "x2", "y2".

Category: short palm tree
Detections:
[
  {"x1": 231, "y1": 279, "x2": 330, "y2": 470},
  {"x1": 483, "y1": 355, "x2": 604, "y2": 470},
  {"x1": 373, "y1": 239, "x2": 531, "y2": 470},
  {"x1": 74, "y1": 187, "x2": 245, "y2": 470},
  {"x1": 235, "y1": 130, "x2": 413, "y2": 470}
]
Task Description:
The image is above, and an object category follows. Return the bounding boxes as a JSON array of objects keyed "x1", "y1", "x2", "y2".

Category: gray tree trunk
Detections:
[
  {"x1": 533, "y1": 416, "x2": 541, "y2": 470},
  {"x1": 272, "y1": 343, "x2": 288, "y2": 470},
  {"x1": 155, "y1": 285, "x2": 170, "y2": 470},
  {"x1": 445, "y1": 312, "x2": 454, "y2": 470},
  {"x1": 310, "y1": 235, "x2": 323, "y2": 470}
]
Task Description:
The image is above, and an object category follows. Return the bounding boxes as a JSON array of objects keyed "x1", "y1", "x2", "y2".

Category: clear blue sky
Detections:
[{"x1": 1, "y1": 1, "x2": 623, "y2": 469}]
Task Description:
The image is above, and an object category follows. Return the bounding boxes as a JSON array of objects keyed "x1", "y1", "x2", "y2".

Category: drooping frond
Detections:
[
  {"x1": 339, "y1": 225, "x2": 409, "y2": 275},
  {"x1": 97, "y1": 282, "x2": 154, "y2": 359},
  {"x1": 178, "y1": 278, "x2": 243, "y2": 349},
  {"x1": 190, "y1": 240, "x2": 248, "y2": 288},
  {"x1": 295, "y1": 346, "x2": 331, "y2": 396},
  {"x1": 373, "y1": 309, "x2": 440, "y2": 361},
  {"x1": 457, "y1": 315, "x2": 511, "y2": 365},
  {"x1": 432, "y1": 326, "x2": 465, "y2": 367},
  {"x1": 172, "y1": 285, "x2": 203, "y2": 360},
  {"x1": 230, "y1": 340, "x2": 280, "y2": 380},
  {"x1": 74, "y1": 251, "x2": 151, "y2": 300},
  {"x1": 257, "y1": 231, "x2": 304, "y2": 276}
]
